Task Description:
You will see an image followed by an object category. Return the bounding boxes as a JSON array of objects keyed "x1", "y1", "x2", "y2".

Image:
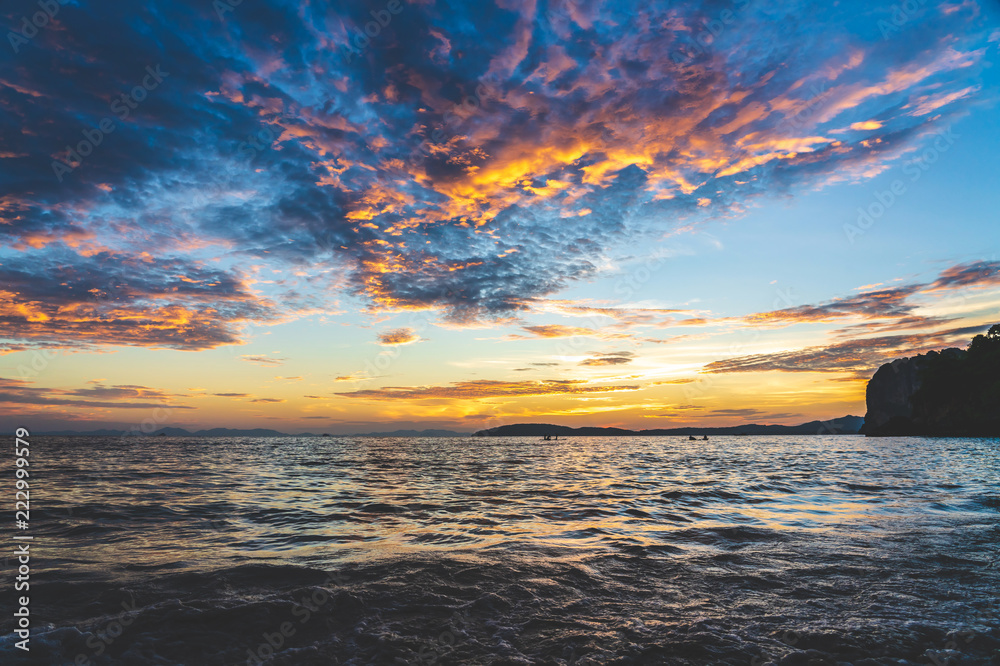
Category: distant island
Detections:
[
  {"x1": 475, "y1": 416, "x2": 864, "y2": 437},
  {"x1": 862, "y1": 324, "x2": 1000, "y2": 436},
  {"x1": 35, "y1": 420, "x2": 865, "y2": 438}
]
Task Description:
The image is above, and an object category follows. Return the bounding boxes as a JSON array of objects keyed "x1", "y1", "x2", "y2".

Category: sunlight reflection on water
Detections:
[{"x1": 34, "y1": 435, "x2": 1000, "y2": 576}]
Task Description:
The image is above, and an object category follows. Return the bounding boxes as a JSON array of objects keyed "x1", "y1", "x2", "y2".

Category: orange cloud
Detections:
[
  {"x1": 337, "y1": 379, "x2": 641, "y2": 401},
  {"x1": 241, "y1": 355, "x2": 286, "y2": 366},
  {"x1": 377, "y1": 328, "x2": 421, "y2": 345},
  {"x1": 516, "y1": 324, "x2": 596, "y2": 339},
  {"x1": 579, "y1": 351, "x2": 635, "y2": 366}
]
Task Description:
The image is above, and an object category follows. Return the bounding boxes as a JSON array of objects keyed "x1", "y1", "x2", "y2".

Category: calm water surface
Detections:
[{"x1": 3, "y1": 435, "x2": 998, "y2": 665}]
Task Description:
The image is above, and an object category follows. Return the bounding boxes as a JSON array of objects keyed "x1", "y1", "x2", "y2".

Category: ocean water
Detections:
[{"x1": 3, "y1": 435, "x2": 999, "y2": 665}]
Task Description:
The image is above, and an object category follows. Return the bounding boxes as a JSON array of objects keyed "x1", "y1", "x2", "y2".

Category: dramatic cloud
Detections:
[
  {"x1": 0, "y1": 340, "x2": 65, "y2": 355},
  {"x1": 538, "y1": 302, "x2": 692, "y2": 326},
  {"x1": 332, "y1": 374, "x2": 366, "y2": 382},
  {"x1": 505, "y1": 324, "x2": 597, "y2": 340},
  {"x1": 1, "y1": 0, "x2": 993, "y2": 335},
  {"x1": 705, "y1": 408, "x2": 765, "y2": 418},
  {"x1": 506, "y1": 323, "x2": 641, "y2": 341},
  {"x1": 69, "y1": 383, "x2": 182, "y2": 401},
  {"x1": 698, "y1": 408, "x2": 799, "y2": 420},
  {"x1": 743, "y1": 286, "x2": 921, "y2": 326},
  {"x1": 700, "y1": 409, "x2": 802, "y2": 421},
  {"x1": 737, "y1": 261, "x2": 1000, "y2": 331},
  {"x1": 336, "y1": 379, "x2": 641, "y2": 401},
  {"x1": 703, "y1": 325, "x2": 989, "y2": 377},
  {"x1": 0, "y1": 378, "x2": 193, "y2": 409},
  {"x1": 696, "y1": 261, "x2": 1000, "y2": 380},
  {"x1": 580, "y1": 351, "x2": 635, "y2": 366},
  {"x1": 241, "y1": 355, "x2": 286, "y2": 366},
  {"x1": 377, "y1": 328, "x2": 420, "y2": 346},
  {"x1": 926, "y1": 260, "x2": 1000, "y2": 291},
  {"x1": 0, "y1": 252, "x2": 275, "y2": 350},
  {"x1": 830, "y1": 316, "x2": 959, "y2": 338}
]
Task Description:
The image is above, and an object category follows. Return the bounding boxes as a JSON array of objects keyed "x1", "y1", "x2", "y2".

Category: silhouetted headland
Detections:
[{"x1": 863, "y1": 324, "x2": 1000, "y2": 436}]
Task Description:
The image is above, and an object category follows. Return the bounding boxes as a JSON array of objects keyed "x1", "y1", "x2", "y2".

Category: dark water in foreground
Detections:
[{"x1": 2, "y1": 435, "x2": 999, "y2": 665}]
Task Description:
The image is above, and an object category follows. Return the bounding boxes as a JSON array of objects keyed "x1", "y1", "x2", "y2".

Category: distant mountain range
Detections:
[
  {"x1": 31, "y1": 427, "x2": 471, "y2": 437},
  {"x1": 32, "y1": 417, "x2": 864, "y2": 438},
  {"x1": 475, "y1": 416, "x2": 865, "y2": 437},
  {"x1": 34, "y1": 427, "x2": 295, "y2": 437}
]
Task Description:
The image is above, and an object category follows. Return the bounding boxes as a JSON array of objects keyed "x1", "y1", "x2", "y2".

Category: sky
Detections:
[{"x1": 1, "y1": 0, "x2": 999, "y2": 434}]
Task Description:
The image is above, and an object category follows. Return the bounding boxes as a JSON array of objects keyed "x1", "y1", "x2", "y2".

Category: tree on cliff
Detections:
[
  {"x1": 907, "y1": 324, "x2": 1000, "y2": 436},
  {"x1": 968, "y1": 323, "x2": 1000, "y2": 355}
]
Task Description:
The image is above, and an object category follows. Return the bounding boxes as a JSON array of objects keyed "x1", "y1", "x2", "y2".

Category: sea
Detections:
[{"x1": 2, "y1": 435, "x2": 998, "y2": 665}]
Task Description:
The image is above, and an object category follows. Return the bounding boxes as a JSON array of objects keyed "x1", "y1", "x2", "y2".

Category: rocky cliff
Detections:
[
  {"x1": 863, "y1": 325, "x2": 1000, "y2": 437},
  {"x1": 863, "y1": 351, "x2": 944, "y2": 435}
]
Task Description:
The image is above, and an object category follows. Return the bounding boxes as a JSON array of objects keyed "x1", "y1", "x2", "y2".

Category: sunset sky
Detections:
[{"x1": 2, "y1": 0, "x2": 999, "y2": 433}]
